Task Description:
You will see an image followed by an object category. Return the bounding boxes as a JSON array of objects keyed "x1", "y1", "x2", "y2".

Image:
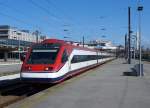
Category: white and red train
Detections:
[{"x1": 20, "y1": 39, "x2": 114, "y2": 83}]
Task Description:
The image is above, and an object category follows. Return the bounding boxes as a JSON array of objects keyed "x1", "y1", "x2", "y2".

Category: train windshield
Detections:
[{"x1": 27, "y1": 43, "x2": 61, "y2": 64}]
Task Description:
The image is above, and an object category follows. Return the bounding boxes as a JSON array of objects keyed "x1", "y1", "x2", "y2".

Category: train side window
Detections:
[
  {"x1": 71, "y1": 55, "x2": 96, "y2": 63},
  {"x1": 62, "y1": 50, "x2": 68, "y2": 63},
  {"x1": 71, "y1": 55, "x2": 77, "y2": 63}
]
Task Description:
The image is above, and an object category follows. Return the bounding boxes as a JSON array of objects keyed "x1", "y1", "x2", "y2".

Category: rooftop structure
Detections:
[{"x1": 88, "y1": 40, "x2": 117, "y2": 50}]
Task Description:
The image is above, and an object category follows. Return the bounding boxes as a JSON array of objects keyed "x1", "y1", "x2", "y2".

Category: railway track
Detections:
[
  {"x1": 0, "y1": 80, "x2": 52, "y2": 108},
  {"x1": 0, "y1": 73, "x2": 82, "y2": 108}
]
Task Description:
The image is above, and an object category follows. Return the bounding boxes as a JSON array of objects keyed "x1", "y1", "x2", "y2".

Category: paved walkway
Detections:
[
  {"x1": 0, "y1": 64, "x2": 21, "y2": 76},
  {"x1": 7, "y1": 59, "x2": 150, "y2": 108},
  {"x1": 0, "y1": 59, "x2": 22, "y2": 76},
  {"x1": 0, "y1": 59, "x2": 22, "y2": 66},
  {"x1": 0, "y1": 74, "x2": 20, "y2": 81}
]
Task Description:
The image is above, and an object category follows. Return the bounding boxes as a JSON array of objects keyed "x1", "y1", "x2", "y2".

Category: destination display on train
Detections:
[
  {"x1": 32, "y1": 49, "x2": 58, "y2": 52},
  {"x1": 32, "y1": 43, "x2": 61, "y2": 50}
]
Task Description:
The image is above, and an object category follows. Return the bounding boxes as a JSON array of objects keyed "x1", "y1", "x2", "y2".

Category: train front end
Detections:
[{"x1": 20, "y1": 41, "x2": 63, "y2": 83}]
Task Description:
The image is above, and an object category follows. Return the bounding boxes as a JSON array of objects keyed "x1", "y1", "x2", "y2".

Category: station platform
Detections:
[
  {"x1": 0, "y1": 74, "x2": 19, "y2": 81},
  {"x1": 0, "y1": 60, "x2": 21, "y2": 77},
  {"x1": 0, "y1": 59, "x2": 22, "y2": 65},
  {"x1": 6, "y1": 59, "x2": 150, "y2": 108}
]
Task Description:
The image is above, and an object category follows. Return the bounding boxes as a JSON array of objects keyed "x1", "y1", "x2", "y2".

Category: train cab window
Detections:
[
  {"x1": 27, "y1": 43, "x2": 60, "y2": 64},
  {"x1": 61, "y1": 50, "x2": 68, "y2": 63}
]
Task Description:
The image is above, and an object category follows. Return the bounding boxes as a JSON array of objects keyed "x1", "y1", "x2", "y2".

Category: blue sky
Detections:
[{"x1": 0, "y1": 0, "x2": 149, "y2": 46}]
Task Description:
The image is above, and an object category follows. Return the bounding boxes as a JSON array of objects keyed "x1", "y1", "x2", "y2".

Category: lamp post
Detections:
[
  {"x1": 125, "y1": 34, "x2": 128, "y2": 60},
  {"x1": 13, "y1": 31, "x2": 21, "y2": 61},
  {"x1": 17, "y1": 32, "x2": 21, "y2": 61},
  {"x1": 128, "y1": 7, "x2": 131, "y2": 64},
  {"x1": 13, "y1": 31, "x2": 17, "y2": 60},
  {"x1": 137, "y1": 2, "x2": 143, "y2": 76},
  {"x1": 34, "y1": 30, "x2": 40, "y2": 43}
]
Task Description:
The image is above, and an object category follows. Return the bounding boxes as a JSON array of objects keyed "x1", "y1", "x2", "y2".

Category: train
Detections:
[{"x1": 20, "y1": 39, "x2": 115, "y2": 83}]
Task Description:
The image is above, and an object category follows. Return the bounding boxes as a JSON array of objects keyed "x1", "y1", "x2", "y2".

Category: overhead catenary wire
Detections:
[
  {"x1": 0, "y1": 2, "x2": 44, "y2": 30},
  {"x1": 29, "y1": 0, "x2": 63, "y2": 23},
  {"x1": 45, "y1": 0, "x2": 58, "y2": 10},
  {"x1": 0, "y1": 0, "x2": 74, "y2": 38},
  {"x1": 0, "y1": 11, "x2": 36, "y2": 28},
  {"x1": 45, "y1": 0, "x2": 69, "y2": 18},
  {"x1": 29, "y1": 0, "x2": 75, "y2": 38},
  {"x1": 0, "y1": 2, "x2": 24, "y2": 15},
  {"x1": 44, "y1": 0, "x2": 73, "y2": 26},
  {"x1": 0, "y1": 0, "x2": 66, "y2": 29},
  {"x1": 0, "y1": 1, "x2": 56, "y2": 32},
  {"x1": 45, "y1": 0, "x2": 75, "y2": 36}
]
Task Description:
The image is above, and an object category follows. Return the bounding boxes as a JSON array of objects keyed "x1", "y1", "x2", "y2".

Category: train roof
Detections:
[
  {"x1": 42, "y1": 39, "x2": 66, "y2": 44},
  {"x1": 42, "y1": 39, "x2": 96, "y2": 52}
]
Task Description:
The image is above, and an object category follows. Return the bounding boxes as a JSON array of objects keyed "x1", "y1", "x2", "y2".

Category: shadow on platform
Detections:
[{"x1": 123, "y1": 68, "x2": 139, "y2": 76}]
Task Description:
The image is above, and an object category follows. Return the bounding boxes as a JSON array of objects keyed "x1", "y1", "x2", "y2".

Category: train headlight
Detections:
[{"x1": 44, "y1": 67, "x2": 53, "y2": 71}]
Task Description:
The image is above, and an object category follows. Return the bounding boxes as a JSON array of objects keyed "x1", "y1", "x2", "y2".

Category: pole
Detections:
[
  {"x1": 35, "y1": 30, "x2": 39, "y2": 43},
  {"x1": 139, "y1": 11, "x2": 142, "y2": 76},
  {"x1": 19, "y1": 36, "x2": 20, "y2": 60},
  {"x1": 128, "y1": 7, "x2": 131, "y2": 64},
  {"x1": 83, "y1": 36, "x2": 84, "y2": 47},
  {"x1": 125, "y1": 34, "x2": 127, "y2": 60},
  {"x1": 137, "y1": 0, "x2": 143, "y2": 76},
  {"x1": 17, "y1": 32, "x2": 21, "y2": 61},
  {"x1": 134, "y1": 36, "x2": 136, "y2": 60},
  {"x1": 138, "y1": 5, "x2": 143, "y2": 76},
  {"x1": 17, "y1": 32, "x2": 21, "y2": 60}
]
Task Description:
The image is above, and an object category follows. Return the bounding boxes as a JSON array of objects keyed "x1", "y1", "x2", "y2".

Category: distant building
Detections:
[
  {"x1": 0, "y1": 25, "x2": 47, "y2": 61},
  {"x1": 0, "y1": 25, "x2": 46, "y2": 42}
]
